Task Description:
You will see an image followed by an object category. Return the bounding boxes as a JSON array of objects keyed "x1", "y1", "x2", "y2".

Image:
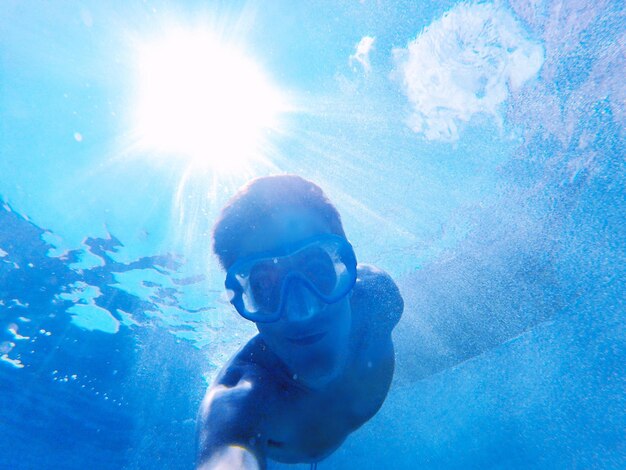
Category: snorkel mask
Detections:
[{"x1": 225, "y1": 234, "x2": 357, "y2": 323}]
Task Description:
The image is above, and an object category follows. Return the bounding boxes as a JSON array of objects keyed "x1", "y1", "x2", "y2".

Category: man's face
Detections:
[{"x1": 235, "y1": 206, "x2": 353, "y2": 386}]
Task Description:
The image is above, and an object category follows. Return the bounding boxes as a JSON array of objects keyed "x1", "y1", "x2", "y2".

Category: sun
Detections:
[{"x1": 132, "y1": 26, "x2": 288, "y2": 172}]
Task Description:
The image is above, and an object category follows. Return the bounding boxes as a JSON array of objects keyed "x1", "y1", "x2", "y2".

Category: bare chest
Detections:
[{"x1": 259, "y1": 339, "x2": 395, "y2": 463}]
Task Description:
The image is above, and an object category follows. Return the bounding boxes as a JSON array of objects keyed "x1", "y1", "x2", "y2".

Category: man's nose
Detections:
[{"x1": 283, "y1": 280, "x2": 323, "y2": 322}]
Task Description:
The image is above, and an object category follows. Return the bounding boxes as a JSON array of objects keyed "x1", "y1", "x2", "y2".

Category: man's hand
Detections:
[{"x1": 197, "y1": 445, "x2": 263, "y2": 470}]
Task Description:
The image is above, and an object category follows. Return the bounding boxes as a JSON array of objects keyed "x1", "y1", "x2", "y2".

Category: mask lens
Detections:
[
  {"x1": 247, "y1": 260, "x2": 283, "y2": 313},
  {"x1": 297, "y1": 245, "x2": 337, "y2": 295}
]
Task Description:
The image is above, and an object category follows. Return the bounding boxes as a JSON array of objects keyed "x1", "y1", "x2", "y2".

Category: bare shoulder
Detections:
[
  {"x1": 198, "y1": 365, "x2": 260, "y2": 446},
  {"x1": 200, "y1": 337, "x2": 281, "y2": 411},
  {"x1": 351, "y1": 264, "x2": 404, "y2": 336},
  {"x1": 197, "y1": 339, "x2": 278, "y2": 460}
]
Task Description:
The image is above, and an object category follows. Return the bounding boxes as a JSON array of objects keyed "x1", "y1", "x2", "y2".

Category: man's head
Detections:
[
  {"x1": 213, "y1": 175, "x2": 354, "y2": 387},
  {"x1": 213, "y1": 175, "x2": 346, "y2": 271}
]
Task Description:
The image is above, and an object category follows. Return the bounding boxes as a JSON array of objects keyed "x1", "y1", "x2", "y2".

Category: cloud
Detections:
[
  {"x1": 393, "y1": 3, "x2": 544, "y2": 141},
  {"x1": 350, "y1": 36, "x2": 375, "y2": 73}
]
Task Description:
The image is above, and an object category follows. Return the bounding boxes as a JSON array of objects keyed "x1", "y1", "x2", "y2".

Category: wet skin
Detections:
[{"x1": 197, "y1": 209, "x2": 403, "y2": 469}]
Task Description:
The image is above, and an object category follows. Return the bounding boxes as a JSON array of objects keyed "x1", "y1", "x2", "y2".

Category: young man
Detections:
[{"x1": 197, "y1": 175, "x2": 403, "y2": 469}]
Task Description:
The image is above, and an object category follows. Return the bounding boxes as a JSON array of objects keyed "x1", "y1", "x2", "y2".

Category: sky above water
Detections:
[
  {"x1": 1, "y1": 0, "x2": 537, "y2": 271},
  {"x1": 1, "y1": 0, "x2": 559, "y2": 345}
]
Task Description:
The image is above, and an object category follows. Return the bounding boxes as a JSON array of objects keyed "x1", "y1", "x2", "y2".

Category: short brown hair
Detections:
[{"x1": 213, "y1": 175, "x2": 346, "y2": 270}]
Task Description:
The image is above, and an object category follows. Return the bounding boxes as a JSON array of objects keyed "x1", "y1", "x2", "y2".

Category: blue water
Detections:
[{"x1": 1, "y1": 1, "x2": 625, "y2": 469}]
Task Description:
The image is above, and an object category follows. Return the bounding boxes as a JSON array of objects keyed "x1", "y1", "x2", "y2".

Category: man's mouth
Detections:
[{"x1": 286, "y1": 331, "x2": 327, "y2": 346}]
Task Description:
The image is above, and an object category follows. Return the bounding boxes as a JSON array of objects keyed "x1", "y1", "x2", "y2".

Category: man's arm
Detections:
[{"x1": 196, "y1": 369, "x2": 267, "y2": 470}]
